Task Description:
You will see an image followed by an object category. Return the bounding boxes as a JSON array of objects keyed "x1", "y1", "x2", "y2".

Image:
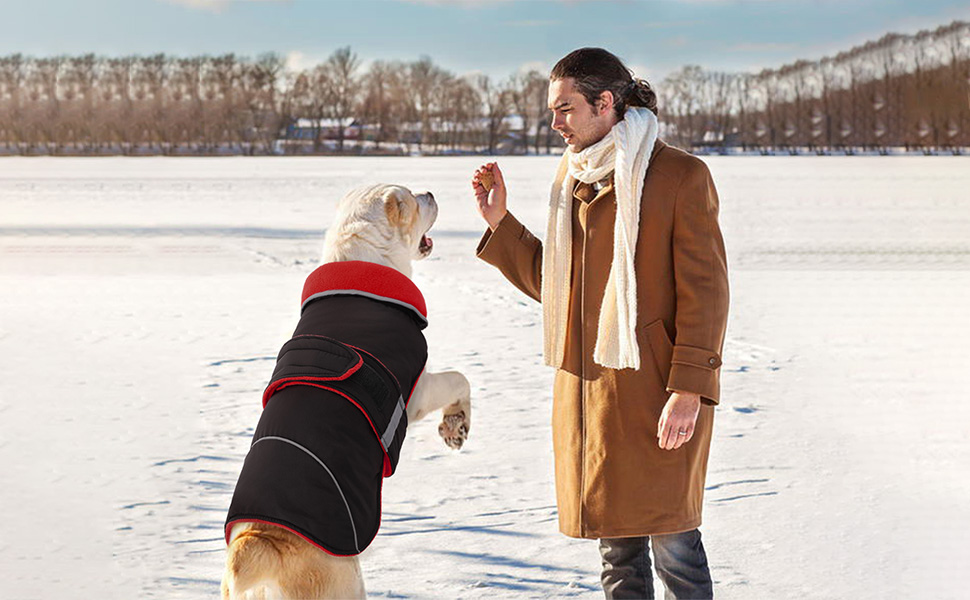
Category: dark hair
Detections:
[{"x1": 550, "y1": 47, "x2": 658, "y2": 118}]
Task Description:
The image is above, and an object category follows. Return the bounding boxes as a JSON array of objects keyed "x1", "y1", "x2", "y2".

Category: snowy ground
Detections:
[{"x1": 1, "y1": 155, "x2": 968, "y2": 599}]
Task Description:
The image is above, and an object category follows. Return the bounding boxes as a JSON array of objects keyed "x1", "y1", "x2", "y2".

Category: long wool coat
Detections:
[{"x1": 477, "y1": 139, "x2": 729, "y2": 538}]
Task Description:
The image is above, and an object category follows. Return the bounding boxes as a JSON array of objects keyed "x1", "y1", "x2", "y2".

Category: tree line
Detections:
[
  {"x1": 0, "y1": 20, "x2": 967, "y2": 156},
  {"x1": 662, "y1": 20, "x2": 970, "y2": 152}
]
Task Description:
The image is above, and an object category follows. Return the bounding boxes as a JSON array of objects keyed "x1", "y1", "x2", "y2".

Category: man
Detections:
[{"x1": 471, "y1": 48, "x2": 729, "y2": 599}]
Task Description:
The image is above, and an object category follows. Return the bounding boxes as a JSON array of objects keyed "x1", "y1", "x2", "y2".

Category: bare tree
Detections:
[
  {"x1": 0, "y1": 54, "x2": 28, "y2": 153},
  {"x1": 440, "y1": 74, "x2": 478, "y2": 151},
  {"x1": 475, "y1": 74, "x2": 510, "y2": 154},
  {"x1": 508, "y1": 70, "x2": 546, "y2": 154},
  {"x1": 305, "y1": 64, "x2": 333, "y2": 153},
  {"x1": 25, "y1": 56, "x2": 63, "y2": 154},
  {"x1": 322, "y1": 47, "x2": 360, "y2": 153},
  {"x1": 731, "y1": 72, "x2": 754, "y2": 149},
  {"x1": 407, "y1": 56, "x2": 445, "y2": 152},
  {"x1": 236, "y1": 52, "x2": 285, "y2": 155},
  {"x1": 360, "y1": 60, "x2": 401, "y2": 151},
  {"x1": 661, "y1": 65, "x2": 705, "y2": 149},
  {"x1": 100, "y1": 57, "x2": 135, "y2": 154},
  {"x1": 129, "y1": 54, "x2": 169, "y2": 153}
]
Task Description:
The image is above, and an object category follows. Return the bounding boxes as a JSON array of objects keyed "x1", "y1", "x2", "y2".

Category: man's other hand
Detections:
[{"x1": 658, "y1": 391, "x2": 701, "y2": 450}]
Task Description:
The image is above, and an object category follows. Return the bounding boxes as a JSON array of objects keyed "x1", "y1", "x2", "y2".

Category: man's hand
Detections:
[
  {"x1": 658, "y1": 391, "x2": 701, "y2": 450},
  {"x1": 472, "y1": 162, "x2": 508, "y2": 231}
]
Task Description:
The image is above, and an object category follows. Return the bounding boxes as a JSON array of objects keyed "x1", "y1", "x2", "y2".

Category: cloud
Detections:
[
  {"x1": 637, "y1": 19, "x2": 705, "y2": 29},
  {"x1": 399, "y1": 0, "x2": 622, "y2": 6},
  {"x1": 728, "y1": 42, "x2": 800, "y2": 53},
  {"x1": 506, "y1": 19, "x2": 561, "y2": 27},
  {"x1": 161, "y1": 0, "x2": 289, "y2": 14},
  {"x1": 670, "y1": 0, "x2": 781, "y2": 3},
  {"x1": 628, "y1": 62, "x2": 660, "y2": 80},
  {"x1": 517, "y1": 60, "x2": 550, "y2": 74},
  {"x1": 399, "y1": 0, "x2": 773, "y2": 5},
  {"x1": 284, "y1": 50, "x2": 320, "y2": 73},
  {"x1": 664, "y1": 35, "x2": 691, "y2": 48},
  {"x1": 400, "y1": 0, "x2": 514, "y2": 6},
  {"x1": 162, "y1": 0, "x2": 230, "y2": 12}
]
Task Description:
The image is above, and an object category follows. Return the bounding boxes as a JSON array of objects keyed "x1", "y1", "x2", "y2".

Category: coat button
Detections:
[{"x1": 709, "y1": 357, "x2": 717, "y2": 365}]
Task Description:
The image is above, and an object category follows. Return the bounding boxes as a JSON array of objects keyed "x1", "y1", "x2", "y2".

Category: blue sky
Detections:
[{"x1": 2, "y1": 0, "x2": 968, "y2": 81}]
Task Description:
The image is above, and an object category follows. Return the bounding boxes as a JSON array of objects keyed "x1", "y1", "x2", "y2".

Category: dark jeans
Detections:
[{"x1": 599, "y1": 529, "x2": 713, "y2": 599}]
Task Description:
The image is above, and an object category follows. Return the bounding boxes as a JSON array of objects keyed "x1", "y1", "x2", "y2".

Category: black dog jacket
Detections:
[{"x1": 225, "y1": 261, "x2": 428, "y2": 556}]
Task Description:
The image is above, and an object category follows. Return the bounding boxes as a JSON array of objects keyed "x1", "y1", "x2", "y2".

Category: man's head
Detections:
[{"x1": 548, "y1": 48, "x2": 658, "y2": 152}]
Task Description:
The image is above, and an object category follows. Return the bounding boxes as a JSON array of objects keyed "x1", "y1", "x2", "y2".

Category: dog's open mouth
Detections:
[{"x1": 419, "y1": 233, "x2": 433, "y2": 255}]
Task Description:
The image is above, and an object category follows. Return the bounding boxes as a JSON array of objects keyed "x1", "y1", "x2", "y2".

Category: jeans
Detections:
[{"x1": 599, "y1": 529, "x2": 713, "y2": 599}]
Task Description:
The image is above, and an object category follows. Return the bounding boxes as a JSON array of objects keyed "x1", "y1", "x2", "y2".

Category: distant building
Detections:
[
  {"x1": 276, "y1": 113, "x2": 556, "y2": 154},
  {"x1": 279, "y1": 118, "x2": 361, "y2": 141}
]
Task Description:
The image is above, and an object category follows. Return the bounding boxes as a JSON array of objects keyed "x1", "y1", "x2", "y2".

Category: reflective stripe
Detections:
[
  {"x1": 250, "y1": 435, "x2": 360, "y2": 554},
  {"x1": 381, "y1": 394, "x2": 405, "y2": 450}
]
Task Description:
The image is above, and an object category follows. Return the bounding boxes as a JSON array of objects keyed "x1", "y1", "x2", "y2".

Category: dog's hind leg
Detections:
[
  {"x1": 279, "y1": 553, "x2": 365, "y2": 600},
  {"x1": 222, "y1": 526, "x2": 284, "y2": 599},
  {"x1": 407, "y1": 370, "x2": 471, "y2": 449},
  {"x1": 224, "y1": 524, "x2": 365, "y2": 600}
]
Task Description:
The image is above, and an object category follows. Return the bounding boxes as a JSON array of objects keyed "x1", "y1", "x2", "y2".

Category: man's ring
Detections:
[{"x1": 677, "y1": 430, "x2": 688, "y2": 436}]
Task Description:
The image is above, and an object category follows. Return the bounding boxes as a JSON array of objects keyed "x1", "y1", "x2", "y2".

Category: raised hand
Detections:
[{"x1": 471, "y1": 162, "x2": 508, "y2": 231}]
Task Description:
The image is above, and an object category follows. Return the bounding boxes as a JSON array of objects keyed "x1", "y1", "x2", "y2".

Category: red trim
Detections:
[
  {"x1": 381, "y1": 449, "x2": 391, "y2": 477},
  {"x1": 405, "y1": 365, "x2": 425, "y2": 410},
  {"x1": 226, "y1": 518, "x2": 359, "y2": 558},
  {"x1": 301, "y1": 261, "x2": 427, "y2": 319}
]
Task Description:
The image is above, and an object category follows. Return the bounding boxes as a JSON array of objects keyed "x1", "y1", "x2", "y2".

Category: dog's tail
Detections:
[{"x1": 223, "y1": 526, "x2": 283, "y2": 600}]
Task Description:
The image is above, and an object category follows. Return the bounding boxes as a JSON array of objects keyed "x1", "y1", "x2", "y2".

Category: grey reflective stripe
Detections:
[
  {"x1": 250, "y1": 435, "x2": 360, "y2": 554},
  {"x1": 301, "y1": 289, "x2": 428, "y2": 327},
  {"x1": 381, "y1": 394, "x2": 405, "y2": 450}
]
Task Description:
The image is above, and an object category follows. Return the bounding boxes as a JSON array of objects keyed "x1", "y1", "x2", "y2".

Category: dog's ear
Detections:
[{"x1": 383, "y1": 187, "x2": 417, "y2": 230}]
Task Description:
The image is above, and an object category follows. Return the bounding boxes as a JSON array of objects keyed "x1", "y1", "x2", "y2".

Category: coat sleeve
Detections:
[
  {"x1": 475, "y1": 211, "x2": 543, "y2": 302},
  {"x1": 666, "y1": 160, "x2": 730, "y2": 405}
]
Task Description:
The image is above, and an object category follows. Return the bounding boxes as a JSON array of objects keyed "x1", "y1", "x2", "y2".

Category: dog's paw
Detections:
[{"x1": 438, "y1": 410, "x2": 468, "y2": 450}]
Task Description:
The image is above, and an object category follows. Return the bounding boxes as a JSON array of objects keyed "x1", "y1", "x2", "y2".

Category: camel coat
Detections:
[{"x1": 476, "y1": 139, "x2": 729, "y2": 538}]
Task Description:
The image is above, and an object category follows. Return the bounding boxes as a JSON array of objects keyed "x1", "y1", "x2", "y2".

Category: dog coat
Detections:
[{"x1": 225, "y1": 260, "x2": 428, "y2": 556}]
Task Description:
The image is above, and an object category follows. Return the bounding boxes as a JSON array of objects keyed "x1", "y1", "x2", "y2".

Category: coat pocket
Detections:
[{"x1": 639, "y1": 318, "x2": 674, "y2": 385}]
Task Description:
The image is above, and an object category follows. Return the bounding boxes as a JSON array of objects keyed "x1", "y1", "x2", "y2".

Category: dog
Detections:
[{"x1": 222, "y1": 184, "x2": 471, "y2": 599}]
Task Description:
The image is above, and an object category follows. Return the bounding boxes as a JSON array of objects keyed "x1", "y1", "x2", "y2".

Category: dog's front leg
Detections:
[{"x1": 407, "y1": 370, "x2": 471, "y2": 450}]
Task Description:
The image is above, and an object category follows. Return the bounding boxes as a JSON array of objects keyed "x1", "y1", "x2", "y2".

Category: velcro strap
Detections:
[
  {"x1": 323, "y1": 359, "x2": 404, "y2": 453},
  {"x1": 271, "y1": 335, "x2": 361, "y2": 380},
  {"x1": 262, "y1": 336, "x2": 362, "y2": 406}
]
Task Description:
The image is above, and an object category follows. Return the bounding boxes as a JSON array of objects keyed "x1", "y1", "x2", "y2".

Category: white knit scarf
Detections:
[{"x1": 541, "y1": 107, "x2": 659, "y2": 370}]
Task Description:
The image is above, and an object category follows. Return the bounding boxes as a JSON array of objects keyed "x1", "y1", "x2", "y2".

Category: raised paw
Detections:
[{"x1": 438, "y1": 410, "x2": 468, "y2": 450}]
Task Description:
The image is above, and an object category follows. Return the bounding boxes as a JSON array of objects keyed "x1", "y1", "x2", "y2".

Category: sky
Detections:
[{"x1": 1, "y1": 0, "x2": 968, "y2": 82}]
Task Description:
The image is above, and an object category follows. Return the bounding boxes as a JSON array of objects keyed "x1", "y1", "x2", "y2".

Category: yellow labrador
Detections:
[{"x1": 222, "y1": 184, "x2": 471, "y2": 599}]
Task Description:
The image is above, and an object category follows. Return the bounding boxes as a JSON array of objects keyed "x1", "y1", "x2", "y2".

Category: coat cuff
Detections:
[
  {"x1": 475, "y1": 212, "x2": 529, "y2": 265},
  {"x1": 666, "y1": 345, "x2": 722, "y2": 405}
]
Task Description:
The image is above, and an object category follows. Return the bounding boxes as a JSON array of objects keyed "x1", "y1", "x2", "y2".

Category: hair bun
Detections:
[{"x1": 622, "y1": 79, "x2": 639, "y2": 99}]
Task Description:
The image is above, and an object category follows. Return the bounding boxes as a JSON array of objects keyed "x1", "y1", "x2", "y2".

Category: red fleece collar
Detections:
[{"x1": 301, "y1": 261, "x2": 428, "y2": 327}]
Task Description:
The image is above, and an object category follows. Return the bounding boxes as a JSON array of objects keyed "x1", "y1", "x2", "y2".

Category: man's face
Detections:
[{"x1": 548, "y1": 77, "x2": 617, "y2": 152}]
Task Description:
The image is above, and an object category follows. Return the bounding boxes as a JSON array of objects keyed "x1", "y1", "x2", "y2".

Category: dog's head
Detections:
[
  {"x1": 380, "y1": 184, "x2": 437, "y2": 261},
  {"x1": 323, "y1": 184, "x2": 438, "y2": 274}
]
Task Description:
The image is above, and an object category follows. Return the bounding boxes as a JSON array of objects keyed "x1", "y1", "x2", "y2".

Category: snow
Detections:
[{"x1": 1, "y1": 155, "x2": 968, "y2": 599}]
